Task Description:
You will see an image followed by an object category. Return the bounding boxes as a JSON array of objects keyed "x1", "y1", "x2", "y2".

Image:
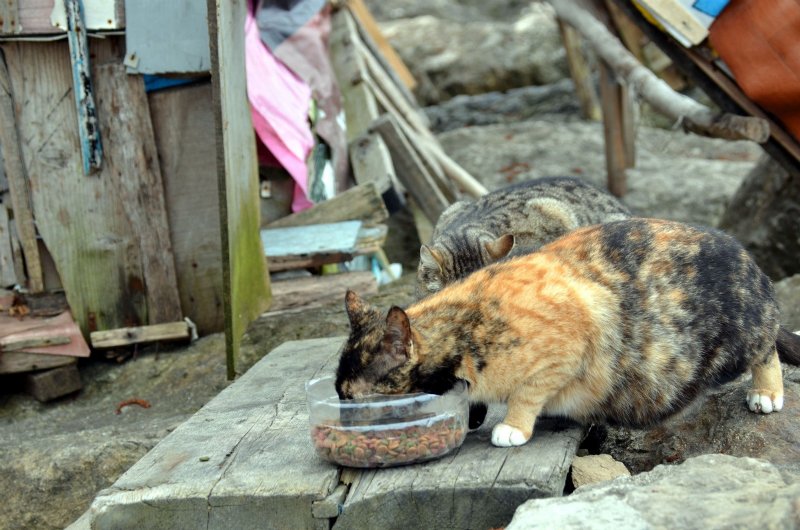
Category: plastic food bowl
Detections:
[{"x1": 305, "y1": 376, "x2": 468, "y2": 468}]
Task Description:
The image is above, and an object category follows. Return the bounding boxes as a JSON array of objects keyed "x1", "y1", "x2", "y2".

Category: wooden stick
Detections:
[
  {"x1": 90, "y1": 321, "x2": 191, "y2": 349},
  {"x1": 64, "y1": 0, "x2": 103, "y2": 174},
  {"x1": 548, "y1": 0, "x2": 770, "y2": 143},
  {"x1": 558, "y1": 20, "x2": 602, "y2": 121},
  {"x1": 0, "y1": 52, "x2": 44, "y2": 292},
  {"x1": 0, "y1": 336, "x2": 71, "y2": 352}
]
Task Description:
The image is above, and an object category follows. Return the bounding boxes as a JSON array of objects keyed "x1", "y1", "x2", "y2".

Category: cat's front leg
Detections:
[{"x1": 491, "y1": 391, "x2": 544, "y2": 447}]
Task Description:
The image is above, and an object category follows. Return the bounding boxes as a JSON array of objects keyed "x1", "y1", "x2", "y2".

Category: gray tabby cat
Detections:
[{"x1": 416, "y1": 176, "x2": 632, "y2": 298}]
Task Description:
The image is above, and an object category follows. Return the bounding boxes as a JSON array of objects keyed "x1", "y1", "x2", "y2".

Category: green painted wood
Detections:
[{"x1": 207, "y1": 0, "x2": 271, "y2": 379}]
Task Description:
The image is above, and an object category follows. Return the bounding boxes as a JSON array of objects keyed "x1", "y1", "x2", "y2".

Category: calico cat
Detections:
[
  {"x1": 336, "y1": 218, "x2": 800, "y2": 447},
  {"x1": 416, "y1": 176, "x2": 632, "y2": 299}
]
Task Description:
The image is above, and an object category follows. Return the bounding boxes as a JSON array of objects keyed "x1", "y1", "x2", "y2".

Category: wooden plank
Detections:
[
  {"x1": 147, "y1": 82, "x2": 223, "y2": 336},
  {"x1": 635, "y1": 0, "x2": 708, "y2": 45},
  {"x1": 557, "y1": 20, "x2": 601, "y2": 121},
  {"x1": 92, "y1": 63, "x2": 183, "y2": 324},
  {"x1": 90, "y1": 321, "x2": 190, "y2": 349},
  {"x1": 599, "y1": 61, "x2": 631, "y2": 197},
  {"x1": 23, "y1": 363, "x2": 81, "y2": 401},
  {"x1": 124, "y1": 0, "x2": 210, "y2": 74},
  {"x1": 0, "y1": 51, "x2": 43, "y2": 292},
  {"x1": 263, "y1": 220, "x2": 361, "y2": 261},
  {"x1": 349, "y1": 132, "x2": 397, "y2": 195},
  {"x1": 0, "y1": 37, "x2": 183, "y2": 334},
  {"x1": 265, "y1": 271, "x2": 377, "y2": 314},
  {"x1": 65, "y1": 0, "x2": 103, "y2": 175},
  {"x1": 330, "y1": 8, "x2": 380, "y2": 144},
  {"x1": 0, "y1": 351, "x2": 75, "y2": 374},
  {"x1": 1, "y1": 335, "x2": 70, "y2": 352},
  {"x1": 266, "y1": 183, "x2": 388, "y2": 229},
  {"x1": 346, "y1": 0, "x2": 417, "y2": 91},
  {"x1": 0, "y1": 205, "x2": 17, "y2": 287},
  {"x1": 86, "y1": 336, "x2": 580, "y2": 530},
  {"x1": 370, "y1": 114, "x2": 448, "y2": 222},
  {"x1": 207, "y1": 0, "x2": 272, "y2": 379}
]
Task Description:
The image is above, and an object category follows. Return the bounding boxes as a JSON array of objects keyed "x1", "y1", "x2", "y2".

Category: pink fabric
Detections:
[{"x1": 245, "y1": 9, "x2": 314, "y2": 212}]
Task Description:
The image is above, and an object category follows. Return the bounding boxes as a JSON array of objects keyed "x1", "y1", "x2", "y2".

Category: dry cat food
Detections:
[{"x1": 311, "y1": 415, "x2": 466, "y2": 468}]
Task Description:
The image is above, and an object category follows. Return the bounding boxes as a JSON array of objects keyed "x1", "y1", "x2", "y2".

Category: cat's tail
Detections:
[{"x1": 776, "y1": 327, "x2": 800, "y2": 365}]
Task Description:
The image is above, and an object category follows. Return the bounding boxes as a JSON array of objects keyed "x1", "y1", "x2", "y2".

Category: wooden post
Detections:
[
  {"x1": 557, "y1": 20, "x2": 602, "y2": 121},
  {"x1": 207, "y1": 0, "x2": 272, "y2": 379},
  {"x1": 598, "y1": 60, "x2": 634, "y2": 197},
  {"x1": 0, "y1": 51, "x2": 43, "y2": 292}
]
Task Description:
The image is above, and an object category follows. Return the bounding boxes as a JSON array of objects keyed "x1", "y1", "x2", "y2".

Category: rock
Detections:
[
  {"x1": 719, "y1": 153, "x2": 800, "y2": 281},
  {"x1": 570, "y1": 454, "x2": 630, "y2": 489},
  {"x1": 775, "y1": 274, "x2": 800, "y2": 331},
  {"x1": 378, "y1": 4, "x2": 568, "y2": 104},
  {"x1": 437, "y1": 119, "x2": 763, "y2": 226},
  {"x1": 592, "y1": 370, "x2": 800, "y2": 479},
  {"x1": 424, "y1": 79, "x2": 582, "y2": 133},
  {"x1": 507, "y1": 454, "x2": 800, "y2": 530}
]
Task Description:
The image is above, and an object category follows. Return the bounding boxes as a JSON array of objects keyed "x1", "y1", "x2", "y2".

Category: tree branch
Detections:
[{"x1": 548, "y1": 0, "x2": 770, "y2": 143}]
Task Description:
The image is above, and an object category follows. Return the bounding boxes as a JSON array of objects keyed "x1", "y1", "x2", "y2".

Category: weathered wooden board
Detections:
[
  {"x1": 148, "y1": 82, "x2": 224, "y2": 335},
  {"x1": 90, "y1": 321, "x2": 190, "y2": 349},
  {"x1": 262, "y1": 220, "x2": 362, "y2": 258},
  {"x1": 0, "y1": 50, "x2": 43, "y2": 292},
  {"x1": 86, "y1": 336, "x2": 581, "y2": 529},
  {"x1": 370, "y1": 114, "x2": 448, "y2": 222},
  {"x1": 265, "y1": 271, "x2": 377, "y2": 314},
  {"x1": 207, "y1": 0, "x2": 271, "y2": 378},
  {"x1": 349, "y1": 132, "x2": 396, "y2": 195},
  {"x1": 124, "y1": 0, "x2": 210, "y2": 74},
  {"x1": 1, "y1": 37, "x2": 183, "y2": 334},
  {"x1": 0, "y1": 205, "x2": 17, "y2": 287},
  {"x1": 266, "y1": 182, "x2": 388, "y2": 229},
  {"x1": 23, "y1": 362, "x2": 81, "y2": 401},
  {"x1": 0, "y1": 350, "x2": 75, "y2": 374}
]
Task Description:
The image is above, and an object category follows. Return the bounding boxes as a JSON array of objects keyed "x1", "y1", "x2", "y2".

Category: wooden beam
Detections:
[
  {"x1": 266, "y1": 182, "x2": 388, "y2": 229},
  {"x1": 0, "y1": 0, "x2": 20, "y2": 34},
  {"x1": 265, "y1": 271, "x2": 377, "y2": 314},
  {"x1": 370, "y1": 114, "x2": 448, "y2": 222},
  {"x1": 24, "y1": 363, "x2": 82, "y2": 402},
  {"x1": 558, "y1": 20, "x2": 601, "y2": 121},
  {"x1": 1, "y1": 336, "x2": 70, "y2": 352},
  {"x1": 0, "y1": 51, "x2": 43, "y2": 293},
  {"x1": 346, "y1": 0, "x2": 417, "y2": 91},
  {"x1": 90, "y1": 321, "x2": 191, "y2": 349},
  {"x1": 0, "y1": 205, "x2": 17, "y2": 287},
  {"x1": 0, "y1": 351, "x2": 75, "y2": 374},
  {"x1": 207, "y1": 0, "x2": 272, "y2": 379},
  {"x1": 599, "y1": 61, "x2": 632, "y2": 197},
  {"x1": 349, "y1": 132, "x2": 397, "y2": 195}
]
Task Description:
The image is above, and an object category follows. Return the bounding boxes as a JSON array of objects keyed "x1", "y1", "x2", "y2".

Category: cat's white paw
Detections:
[
  {"x1": 491, "y1": 423, "x2": 529, "y2": 447},
  {"x1": 747, "y1": 390, "x2": 784, "y2": 414}
]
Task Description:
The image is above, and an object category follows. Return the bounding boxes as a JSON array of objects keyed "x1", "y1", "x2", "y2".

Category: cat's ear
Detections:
[
  {"x1": 484, "y1": 234, "x2": 515, "y2": 261},
  {"x1": 419, "y1": 245, "x2": 444, "y2": 272},
  {"x1": 345, "y1": 290, "x2": 370, "y2": 328},
  {"x1": 383, "y1": 306, "x2": 413, "y2": 360}
]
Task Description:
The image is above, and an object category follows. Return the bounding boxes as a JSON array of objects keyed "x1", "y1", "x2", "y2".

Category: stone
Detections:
[
  {"x1": 593, "y1": 371, "x2": 800, "y2": 479},
  {"x1": 437, "y1": 119, "x2": 762, "y2": 227},
  {"x1": 719, "y1": 153, "x2": 800, "y2": 281},
  {"x1": 507, "y1": 454, "x2": 800, "y2": 530},
  {"x1": 378, "y1": 4, "x2": 569, "y2": 104},
  {"x1": 570, "y1": 454, "x2": 630, "y2": 489}
]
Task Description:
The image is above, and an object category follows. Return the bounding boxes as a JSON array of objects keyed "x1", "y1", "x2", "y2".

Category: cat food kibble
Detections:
[{"x1": 311, "y1": 415, "x2": 466, "y2": 467}]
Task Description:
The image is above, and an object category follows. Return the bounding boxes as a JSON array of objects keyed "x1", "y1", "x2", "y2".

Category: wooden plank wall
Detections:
[
  {"x1": 0, "y1": 36, "x2": 183, "y2": 334},
  {"x1": 148, "y1": 82, "x2": 224, "y2": 335},
  {"x1": 207, "y1": 0, "x2": 271, "y2": 378}
]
